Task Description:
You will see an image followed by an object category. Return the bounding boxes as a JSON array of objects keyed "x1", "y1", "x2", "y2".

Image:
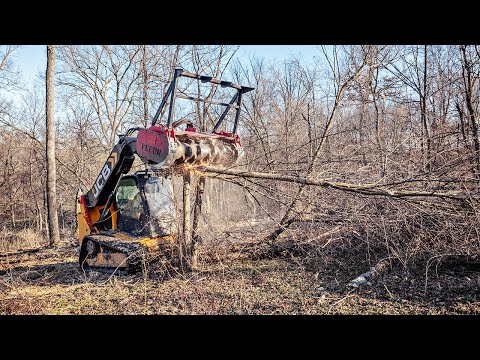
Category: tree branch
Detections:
[{"x1": 197, "y1": 166, "x2": 467, "y2": 201}]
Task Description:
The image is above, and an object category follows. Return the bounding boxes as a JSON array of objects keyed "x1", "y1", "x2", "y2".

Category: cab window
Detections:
[{"x1": 116, "y1": 178, "x2": 145, "y2": 230}]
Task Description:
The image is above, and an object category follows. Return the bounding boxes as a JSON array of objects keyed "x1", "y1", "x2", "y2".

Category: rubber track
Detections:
[{"x1": 79, "y1": 233, "x2": 146, "y2": 275}]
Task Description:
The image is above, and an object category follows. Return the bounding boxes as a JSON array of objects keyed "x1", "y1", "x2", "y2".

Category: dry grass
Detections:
[
  {"x1": 0, "y1": 228, "x2": 47, "y2": 253},
  {"x1": 1, "y1": 235, "x2": 479, "y2": 315},
  {"x1": 1, "y1": 205, "x2": 479, "y2": 315}
]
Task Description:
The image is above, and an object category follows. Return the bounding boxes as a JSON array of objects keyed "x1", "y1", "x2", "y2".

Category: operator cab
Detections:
[{"x1": 115, "y1": 170, "x2": 176, "y2": 238}]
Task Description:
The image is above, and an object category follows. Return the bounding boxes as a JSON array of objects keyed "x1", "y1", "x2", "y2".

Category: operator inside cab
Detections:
[
  {"x1": 116, "y1": 178, "x2": 145, "y2": 234},
  {"x1": 115, "y1": 174, "x2": 176, "y2": 237}
]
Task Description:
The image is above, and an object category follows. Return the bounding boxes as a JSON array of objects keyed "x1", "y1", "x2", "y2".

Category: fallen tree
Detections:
[
  {"x1": 196, "y1": 165, "x2": 476, "y2": 244},
  {"x1": 197, "y1": 166, "x2": 469, "y2": 201}
]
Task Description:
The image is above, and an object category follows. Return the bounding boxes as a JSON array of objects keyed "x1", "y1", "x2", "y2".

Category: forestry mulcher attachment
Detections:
[{"x1": 76, "y1": 68, "x2": 254, "y2": 274}]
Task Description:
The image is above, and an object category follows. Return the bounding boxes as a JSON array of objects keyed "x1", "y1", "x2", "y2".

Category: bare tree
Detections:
[
  {"x1": 46, "y1": 45, "x2": 60, "y2": 246},
  {"x1": 459, "y1": 45, "x2": 480, "y2": 180},
  {"x1": 265, "y1": 45, "x2": 374, "y2": 241},
  {"x1": 0, "y1": 45, "x2": 21, "y2": 90},
  {"x1": 57, "y1": 45, "x2": 144, "y2": 150},
  {"x1": 2, "y1": 44, "x2": 480, "y2": 280}
]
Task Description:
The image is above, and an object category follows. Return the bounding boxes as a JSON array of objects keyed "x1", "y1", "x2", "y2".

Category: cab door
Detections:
[{"x1": 115, "y1": 176, "x2": 148, "y2": 235}]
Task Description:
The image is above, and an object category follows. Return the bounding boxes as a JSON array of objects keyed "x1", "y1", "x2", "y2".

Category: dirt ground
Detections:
[{"x1": 1, "y1": 238, "x2": 479, "y2": 315}]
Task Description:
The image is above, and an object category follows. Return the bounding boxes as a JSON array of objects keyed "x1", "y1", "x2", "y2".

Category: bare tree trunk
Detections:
[
  {"x1": 421, "y1": 45, "x2": 431, "y2": 172},
  {"x1": 36, "y1": 201, "x2": 43, "y2": 233},
  {"x1": 460, "y1": 45, "x2": 480, "y2": 180},
  {"x1": 181, "y1": 170, "x2": 192, "y2": 270},
  {"x1": 359, "y1": 85, "x2": 368, "y2": 166},
  {"x1": 141, "y1": 45, "x2": 149, "y2": 128},
  {"x1": 191, "y1": 176, "x2": 205, "y2": 268},
  {"x1": 44, "y1": 189, "x2": 49, "y2": 240},
  {"x1": 370, "y1": 66, "x2": 385, "y2": 177},
  {"x1": 456, "y1": 102, "x2": 477, "y2": 179},
  {"x1": 302, "y1": 104, "x2": 314, "y2": 163},
  {"x1": 10, "y1": 202, "x2": 15, "y2": 228},
  {"x1": 46, "y1": 45, "x2": 60, "y2": 247}
]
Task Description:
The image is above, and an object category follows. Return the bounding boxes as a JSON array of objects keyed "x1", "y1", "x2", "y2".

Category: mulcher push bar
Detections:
[{"x1": 151, "y1": 68, "x2": 254, "y2": 134}]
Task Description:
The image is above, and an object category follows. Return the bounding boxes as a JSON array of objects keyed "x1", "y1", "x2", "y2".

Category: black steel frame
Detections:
[{"x1": 151, "y1": 68, "x2": 254, "y2": 134}]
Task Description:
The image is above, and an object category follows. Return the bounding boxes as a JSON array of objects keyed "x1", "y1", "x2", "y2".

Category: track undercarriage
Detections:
[{"x1": 79, "y1": 233, "x2": 174, "y2": 275}]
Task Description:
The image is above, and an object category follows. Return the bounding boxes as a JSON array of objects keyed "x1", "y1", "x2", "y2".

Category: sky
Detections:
[
  {"x1": 14, "y1": 45, "x2": 320, "y2": 87},
  {"x1": 15, "y1": 45, "x2": 47, "y2": 85},
  {"x1": 238, "y1": 45, "x2": 318, "y2": 64}
]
